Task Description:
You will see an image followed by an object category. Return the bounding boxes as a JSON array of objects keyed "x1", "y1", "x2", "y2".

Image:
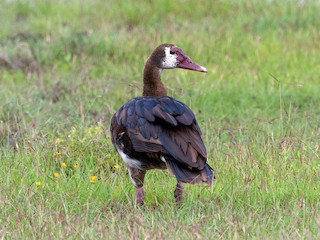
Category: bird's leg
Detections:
[
  {"x1": 174, "y1": 181, "x2": 184, "y2": 204},
  {"x1": 136, "y1": 187, "x2": 145, "y2": 205},
  {"x1": 127, "y1": 167, "x2": 146, "y2": 205}
]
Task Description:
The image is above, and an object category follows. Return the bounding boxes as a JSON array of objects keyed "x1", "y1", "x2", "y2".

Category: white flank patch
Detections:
[
  {"x1": 160, "y1": 156, "x2": 166, "y2": 163},
  {"x1": 117, "y1": 148, "x2": 142, "y2": 169},
  {"x1": 116, "y1": 148, "x2": 143, "y2": 187},
  {"x1": 161, "y1": 47, "x2": 178, "y2": 69}
]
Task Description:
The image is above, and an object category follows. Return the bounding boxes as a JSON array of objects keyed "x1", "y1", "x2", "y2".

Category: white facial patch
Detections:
[{"x1": 161, "y1": 47, "x2": 178, "y2": 69}]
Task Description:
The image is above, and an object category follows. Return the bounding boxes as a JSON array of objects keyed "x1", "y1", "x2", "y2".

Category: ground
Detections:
[{"x1": 0, "y1": 0, "x2": 319, "y2": 239}]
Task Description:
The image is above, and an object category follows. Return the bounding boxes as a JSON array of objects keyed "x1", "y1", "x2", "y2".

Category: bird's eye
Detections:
[{"x1": 170, "y1": 50, "x2": 175, "y2": 55}]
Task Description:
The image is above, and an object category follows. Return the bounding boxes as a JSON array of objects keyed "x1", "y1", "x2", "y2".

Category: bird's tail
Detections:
[{"x1": 166, "y1": 160, "x2": 215, "y2": 185}]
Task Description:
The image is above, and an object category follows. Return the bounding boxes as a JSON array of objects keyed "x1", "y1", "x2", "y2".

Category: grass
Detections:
[{"x1": 0, "y1": 0, "x2": 319, "y2": 239}]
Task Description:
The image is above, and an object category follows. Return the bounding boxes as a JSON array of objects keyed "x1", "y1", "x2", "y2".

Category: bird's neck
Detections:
[{"x1": 142, "y1": 60, "x2": 167, "y2": 97}]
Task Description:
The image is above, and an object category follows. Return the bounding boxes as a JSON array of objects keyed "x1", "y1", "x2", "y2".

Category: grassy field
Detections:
[{"x1": 1, "y1": 0, "x2": 319, "y2": 239}]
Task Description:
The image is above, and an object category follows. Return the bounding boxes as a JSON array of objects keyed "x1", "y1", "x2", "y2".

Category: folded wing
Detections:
[{"x1": 114, "y1": 96, "x2": 207, "y2": 170}]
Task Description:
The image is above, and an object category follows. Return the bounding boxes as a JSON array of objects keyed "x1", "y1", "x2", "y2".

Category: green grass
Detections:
[{"x1": 1, "y1": 0, "x2": 319, "y2": 239}]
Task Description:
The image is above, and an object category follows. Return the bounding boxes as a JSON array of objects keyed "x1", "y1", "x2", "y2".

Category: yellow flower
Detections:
[
  {"x1": 91, "y1": 175, "x2": 97, "y2": 182},
  {"x1": 61, "y1": 162, "x2": 66, "y2": 168},
  {"x1": 73, "y1": 163, "x2": 77, "y2": 169},
  {"x1": 54, "y1": 172, "x2": 59, "y2": 177},
  {"x1": 113, "y1": 165, "x2": 121, "y2": 169},
  {"x1": 36, "y1": 181, "x2": 42, "y2": 187},
  {"x1": 55, "y1": 138, "x2": 64, "y2": 144},
  {"x1": 55, "y1": 151, "x2": 61, "y2": 157}
]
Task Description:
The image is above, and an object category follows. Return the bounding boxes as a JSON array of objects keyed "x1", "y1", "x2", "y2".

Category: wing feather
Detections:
[{"x1": 114, "y1": 96, "x2": 207, "y2": 169}]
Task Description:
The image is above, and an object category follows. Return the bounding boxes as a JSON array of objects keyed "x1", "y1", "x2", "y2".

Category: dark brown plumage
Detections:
[{"x1": 110, "y1": 43, "x2": 215, "y2": 204}]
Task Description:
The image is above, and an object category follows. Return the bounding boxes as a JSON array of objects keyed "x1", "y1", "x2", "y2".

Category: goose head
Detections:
[
  {"x1": 143, "y1": 43, "x2": 207, "y2": 97},
  {"x1": 148, "y1": 43, "x2": 207, "y2": 72}
]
